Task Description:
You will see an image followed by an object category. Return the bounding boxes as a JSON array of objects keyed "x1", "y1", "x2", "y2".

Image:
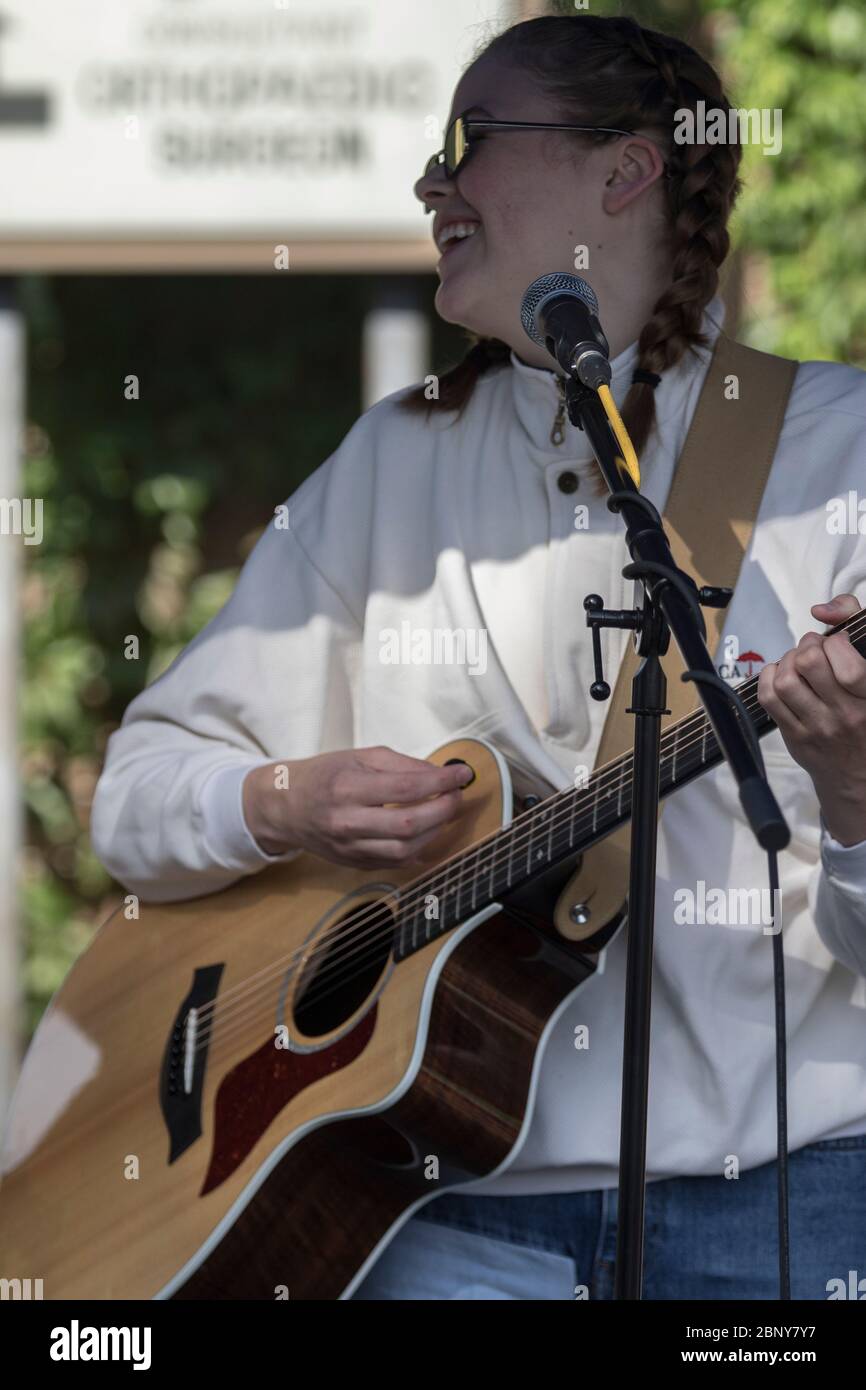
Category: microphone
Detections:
[{"x1": 520, "y1": 273, "x2": 611, "y2": 389}]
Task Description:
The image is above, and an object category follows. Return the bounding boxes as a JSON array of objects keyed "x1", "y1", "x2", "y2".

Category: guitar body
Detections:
[
  {"x1": 0, "y1": 738, "x2": 621, "y2": 1301},
  {"x1": 4, "y1": 599, "x2": 856, "y2": 1300}
]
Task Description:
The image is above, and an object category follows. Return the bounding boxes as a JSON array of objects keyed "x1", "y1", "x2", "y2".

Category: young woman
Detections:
[{"x1": 91, "y1": 14, "x2": 866, "y2": 1299}]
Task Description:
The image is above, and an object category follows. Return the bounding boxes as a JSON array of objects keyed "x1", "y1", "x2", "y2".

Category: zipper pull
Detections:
[{"x1": 550, "y1": 376, "x2": 566, "y2": 446}]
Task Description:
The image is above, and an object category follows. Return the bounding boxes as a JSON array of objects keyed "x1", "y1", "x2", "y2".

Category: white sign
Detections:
[{"x1": 0, "y1": 0, "x2": 512, "y2": 240}]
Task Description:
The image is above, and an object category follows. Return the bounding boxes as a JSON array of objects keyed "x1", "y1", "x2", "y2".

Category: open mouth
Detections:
[{"x1": 436, "y1": 220, "x2": 482, "y2": 259}]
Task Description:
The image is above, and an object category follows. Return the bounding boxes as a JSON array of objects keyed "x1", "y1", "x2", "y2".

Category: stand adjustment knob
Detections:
[{"x1": 584, "y1": 594, "x2": 611, "y2": 701}]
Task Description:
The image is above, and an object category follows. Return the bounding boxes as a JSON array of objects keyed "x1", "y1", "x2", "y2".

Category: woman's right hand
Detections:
[{"x1": 242, "y1": 745, "x2": 475, "y2": 869}]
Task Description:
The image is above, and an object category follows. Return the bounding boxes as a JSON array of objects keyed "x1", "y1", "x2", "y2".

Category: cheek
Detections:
[
  {"x1": 457, "y1": 160, "x2": 524, "y2": 238},
  {"x1": 464, "y1": 190, "x2": 537, "y2": 262},
  {"x1": 470, "y1": 166, "x2": 579, "y2": 255}
]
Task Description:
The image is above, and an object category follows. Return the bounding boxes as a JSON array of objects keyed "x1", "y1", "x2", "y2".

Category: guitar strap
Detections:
[
  {"x1": 594, "y1": 331, "x2": 798, "y2": 769},
  {"x1": 554, "y1": 332, "x2": 798, "y2": 940}
]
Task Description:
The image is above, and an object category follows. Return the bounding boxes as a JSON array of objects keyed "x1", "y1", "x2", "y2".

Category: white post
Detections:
[
  {"x1": 362, "y1": 282, "x2": 430, "y2": 410},
  {"x1": 0, "y1": 280, "x2": 23, "y2": 1133}
]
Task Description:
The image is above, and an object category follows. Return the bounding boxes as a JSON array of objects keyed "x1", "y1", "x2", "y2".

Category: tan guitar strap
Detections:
[
  {"x1": 597, "y1": 331, "x2": 798, "y2": 763},
  {"x1": 555, "y1": 332, "x2": 798, "y2": 939}
]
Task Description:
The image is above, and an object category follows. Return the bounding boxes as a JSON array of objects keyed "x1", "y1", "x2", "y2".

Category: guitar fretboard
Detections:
[{"x1": 392, "y1": 605, "x2": 866, "y2": 961}]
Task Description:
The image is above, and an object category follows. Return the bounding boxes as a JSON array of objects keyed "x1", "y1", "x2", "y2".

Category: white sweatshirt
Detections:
[{"x1": 91, "y1": 297, "x2": 866, "y2": 1193}]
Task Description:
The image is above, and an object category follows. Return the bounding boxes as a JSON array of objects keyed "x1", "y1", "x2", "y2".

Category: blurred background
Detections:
[{"x1": 0, "y1": 0, "x2": 864, "y2": 1126}]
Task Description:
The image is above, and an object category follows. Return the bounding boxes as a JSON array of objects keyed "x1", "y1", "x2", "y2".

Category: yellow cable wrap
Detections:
[{"x1": 597, "y1": 383, "x2": 641, "y2": 488}]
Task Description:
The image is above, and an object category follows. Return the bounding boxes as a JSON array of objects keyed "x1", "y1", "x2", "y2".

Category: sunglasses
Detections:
[
  {"x1": 424, "y1": 112, "x2": 639, "y2": 177},
  {"x1": 422, "y1": 113, "x2": 669, "y2": 210}
]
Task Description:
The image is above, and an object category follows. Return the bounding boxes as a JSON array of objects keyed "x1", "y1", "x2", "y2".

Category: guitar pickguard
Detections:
[{"x1": 200, "y1": 1007, "x2": 377, "y2": 1196}]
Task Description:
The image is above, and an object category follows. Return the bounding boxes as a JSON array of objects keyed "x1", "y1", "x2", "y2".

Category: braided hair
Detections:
[{"x1": 400, "y1": 13, "x2": 743, "y2": 473}]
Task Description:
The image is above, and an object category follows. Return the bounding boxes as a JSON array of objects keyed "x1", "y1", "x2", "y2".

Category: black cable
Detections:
[
  {"x1": 769, "y1": 846, "x2": 791, "y2": 1299},
  {"x1": 681, "y1": 667, "x2": 790, "y2": 1299}
]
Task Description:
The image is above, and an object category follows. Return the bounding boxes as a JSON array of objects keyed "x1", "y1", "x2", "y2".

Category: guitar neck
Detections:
[{"x1": 394, "y1": 605, "x2": 866, "y2": 960}]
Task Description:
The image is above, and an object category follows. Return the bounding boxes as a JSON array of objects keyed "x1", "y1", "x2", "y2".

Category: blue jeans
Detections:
[{"x1": 351, "y1": 1137, "x2": 866, "y2": 1300}]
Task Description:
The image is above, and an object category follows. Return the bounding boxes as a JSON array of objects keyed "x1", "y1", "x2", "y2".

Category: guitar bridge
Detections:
[{"x1": 159, "y1": 964, "x2": 224, "y2": 1164}]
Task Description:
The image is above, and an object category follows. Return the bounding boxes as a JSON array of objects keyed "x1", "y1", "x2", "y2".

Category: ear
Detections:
[{"x1": 601, "y1": 137, "x2": 666, "y2": 215}]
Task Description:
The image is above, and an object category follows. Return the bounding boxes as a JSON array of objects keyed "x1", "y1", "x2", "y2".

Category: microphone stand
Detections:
[{"x1": 563, "y1": 375, "x2": 790, "y2": 1300}]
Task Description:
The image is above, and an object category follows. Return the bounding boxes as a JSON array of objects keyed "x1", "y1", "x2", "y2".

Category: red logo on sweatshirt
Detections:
[{"x1": 718, "y1": 648, "x2": 765, "y2": 681}]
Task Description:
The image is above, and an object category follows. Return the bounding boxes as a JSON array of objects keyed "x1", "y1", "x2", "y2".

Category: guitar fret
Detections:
[
  {"x1": 424, "y1": 879, "x2": 437, "y2": 941},
  {"x1": 527, "y1": 806, "x2": 549, "y2": 874},
  {"x1": 401, "y1": 879, "x2": 437, "y2": 960},
  {"x1": 410, "y1": 893, "x2": 421, "y2": 953},
  {"x1": 453, "y1": 854, "x2": 465, "y2": 924},
  {"x1": 385, "y1": 624, "x2": 866, "y2": 963}
]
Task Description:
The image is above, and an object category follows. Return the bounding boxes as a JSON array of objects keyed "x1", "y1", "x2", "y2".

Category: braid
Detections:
[
  {"x1": 408, "y1": 334, "x2": 512, "y2": 421},
  {"x1": 400, "y1": 12, "x2": 743, "y2": 489},
  {"x1": 612, "y1": 19, "x2": 743, "y2": 482}
]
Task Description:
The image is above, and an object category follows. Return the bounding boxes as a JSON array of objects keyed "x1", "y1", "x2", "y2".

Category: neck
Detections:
[
  {"x1": 600, "y1": 275, "x2": 668, "y2": 359},
  {"x1": 503, "y1": 262, "x2": 669, "y2": 371}
]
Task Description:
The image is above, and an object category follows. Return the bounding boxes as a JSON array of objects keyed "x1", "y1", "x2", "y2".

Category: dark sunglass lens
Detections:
[{"x1": 445, "y1": 117, "x2": 467, "y2": 176}]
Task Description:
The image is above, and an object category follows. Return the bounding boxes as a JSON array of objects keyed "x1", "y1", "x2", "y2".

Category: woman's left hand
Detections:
[{"x1": 757, "y1": 593, "x2": 866, "y2": 847}]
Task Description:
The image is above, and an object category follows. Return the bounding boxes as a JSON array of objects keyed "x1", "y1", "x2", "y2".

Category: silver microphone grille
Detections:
[{"x1": 520, "y1": 273, "x2": 599, "y2": 348}]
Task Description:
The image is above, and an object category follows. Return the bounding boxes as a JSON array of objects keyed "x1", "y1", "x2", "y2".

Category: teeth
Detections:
[{"x1": 439, "y1": 221, "x2": 480, "y2": 249}]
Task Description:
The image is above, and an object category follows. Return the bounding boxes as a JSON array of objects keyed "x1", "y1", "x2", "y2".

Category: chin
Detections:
[{"x1": 434, "y1": 280, "x2": 500, "y2": 342}]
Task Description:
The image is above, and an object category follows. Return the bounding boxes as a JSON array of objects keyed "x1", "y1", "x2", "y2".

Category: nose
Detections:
[{"x1": 413, "y1": 162, "x2": 456, "y2": 215}]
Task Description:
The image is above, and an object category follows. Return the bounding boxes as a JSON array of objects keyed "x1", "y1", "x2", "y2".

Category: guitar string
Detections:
[
  {"x1": 188, "y1": 677, "x2": 791, "y2": 1061},
  {"x1": 183, "y1": 611, "x2": 865, "y2": 1058},
  {"x1": 187, "y1": 681, "x2": 790, "y2": 1061},
  {"x1": 184, "y1": 680, "x2": 759, "y2": 1047},
  {"x1": 203, "y1": 699, "x2": 762, "y2": 1059}
]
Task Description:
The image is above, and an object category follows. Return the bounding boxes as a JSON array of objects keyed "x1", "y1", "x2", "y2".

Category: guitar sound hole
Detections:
[{"x1": 293, "y1": 899, "x2": 395, "y2": 1038}]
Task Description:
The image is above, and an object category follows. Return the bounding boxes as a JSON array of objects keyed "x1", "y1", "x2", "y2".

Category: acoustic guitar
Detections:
[{"x1": 2, "y1": 604, "x2": 863, "y2": 1299}]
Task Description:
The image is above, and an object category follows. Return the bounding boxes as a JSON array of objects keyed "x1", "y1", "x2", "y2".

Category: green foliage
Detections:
[
  {"x1": 711, "y1": 0, "x2": 866, "y2": 360},
  {"x1": 576, "y1": 0, "x2": 866, "y2": 361},
  {"x1": 19, "y1": 0, "x2": 866, "y2": 1038},
  {"x1": 20, "y1": 273, "x2": 460, "y2": 1036}
]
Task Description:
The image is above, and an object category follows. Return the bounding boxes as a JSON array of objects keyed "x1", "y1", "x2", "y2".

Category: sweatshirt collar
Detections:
[{"x1": 507, "y1": 296, "x2": 727, "y2": 461}]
